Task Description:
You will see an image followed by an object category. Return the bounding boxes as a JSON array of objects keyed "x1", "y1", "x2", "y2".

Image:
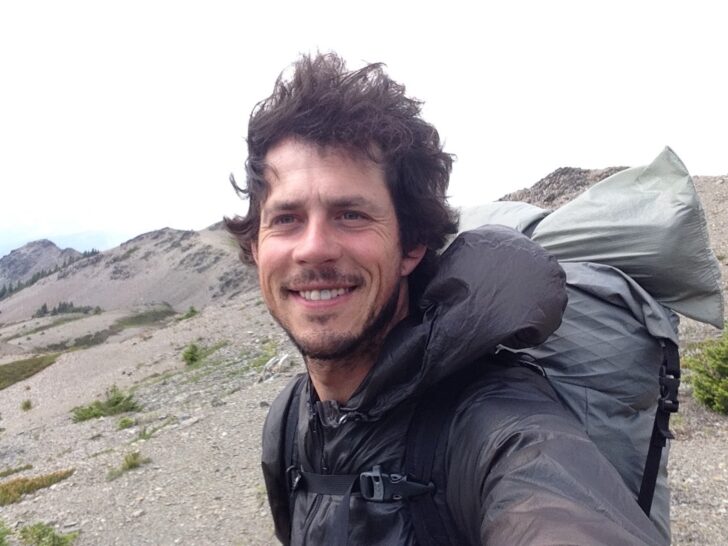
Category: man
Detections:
[{"x1": 226, "y1": 53, "x2": 664, "y2": 545}]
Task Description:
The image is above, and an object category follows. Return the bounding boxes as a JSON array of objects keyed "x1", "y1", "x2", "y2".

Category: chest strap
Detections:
[
  {"x1": 287, "y1": 465, "x2": 433, "y2": 546},
  {"x1": 288, "y1": 464, "x2": 434, "y2": 501}
]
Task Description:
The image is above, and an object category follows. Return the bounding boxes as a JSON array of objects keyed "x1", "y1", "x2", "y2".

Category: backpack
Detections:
[{"x1": 280, "y1": 147, "x2": 723, "y2": 545}]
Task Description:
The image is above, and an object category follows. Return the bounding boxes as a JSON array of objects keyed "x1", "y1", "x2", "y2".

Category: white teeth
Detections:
[{"x1": 300, "y1": 288, "x2": 348, "y2": 301}]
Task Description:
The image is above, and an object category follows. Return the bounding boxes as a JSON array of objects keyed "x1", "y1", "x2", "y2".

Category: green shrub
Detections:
[
  {"x1": 180, "y1": 306, "x2": 198, "y2": 320},
  {"x1": 685, "y1": 325, "x2": 728, "y2": 414},
  {"x1": 71, "y1": 386, "x2": 141, "y2": 422},
  {"x1": 182, "y1": 343, "x2": 201, "y2": 366},
  {"x1": 249, "y1": 340, "x2": 278, "y2": 370},
  {"x1": 19, "y1": 522, "x2": 78, "y2": 545},
  {"x1": 0, "y1": 519, "x2": 11, "y2": 546},
  {"x1": 117, "y1": 417, "x2": 136, "y2": 430},
  {"x1": 107, "y1": 451, "x2": 150, "y2": 481},
  {"x1": 21, "y1": 399, "x2": 32, "y2": 411},
  {"x1": 136, "y1": 427, "x2": 153, "y2": 441},
  {"x1": 122, "y1": 451, "x2": 148, "y2": 470},
  {"x1": 133, "y1": 416, "x2": 175, "y2": 443},
  {"x1": 181, "y1": 341, "x2": 227, "y2": 368}
]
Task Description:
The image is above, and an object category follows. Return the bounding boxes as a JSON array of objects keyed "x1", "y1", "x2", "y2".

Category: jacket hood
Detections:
[{"x1": 318, "y1": 225, "x2": 567, "y2": 424}]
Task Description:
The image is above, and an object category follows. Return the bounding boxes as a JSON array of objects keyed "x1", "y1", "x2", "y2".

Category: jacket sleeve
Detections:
[{"x1": 446, "y1": 366, "x2": 665, "y2": 546}]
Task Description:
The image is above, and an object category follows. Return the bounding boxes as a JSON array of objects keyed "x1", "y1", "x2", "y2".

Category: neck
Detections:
[{"x1": 307, "y1": 354, "x2": 375, "y2": 404}]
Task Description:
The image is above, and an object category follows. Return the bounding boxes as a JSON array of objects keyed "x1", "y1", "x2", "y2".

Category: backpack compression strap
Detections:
[
  {"x1": 638, "y1": 340, "x2": 680, "y2": 515},
  {"x1": 283, "y1": 374, "x2": 307, "y2": 533},
  {"x1": 405, "y1": 366, "x2": 480, "y2": 546}
]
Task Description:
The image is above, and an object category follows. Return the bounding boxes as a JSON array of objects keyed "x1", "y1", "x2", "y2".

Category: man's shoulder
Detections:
[
  {"x1": 457, "y1": 360, "x2": 562, "y2": 407},
  {"x1": 270, "y1": 373, "x2": 307, "y2": 411},
  {"x1": 262, "y1": 373, "x2": 307, "y2": 455},
  {"x1": 448, "y1": 362, "x2": 587, "y2": 446}
]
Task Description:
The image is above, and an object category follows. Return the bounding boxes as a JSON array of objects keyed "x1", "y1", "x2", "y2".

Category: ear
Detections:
[
  {"x1": 400, "y1": 244, "x2": 427, "y2": 276},
  {"x1": 250, "y1": 241, "x2": 259, "y2": 265}
]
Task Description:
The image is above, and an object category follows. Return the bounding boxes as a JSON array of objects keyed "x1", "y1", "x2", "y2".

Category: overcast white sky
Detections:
[{"x1": 1, "y1": 0, "x2": 726, "y2": 257}]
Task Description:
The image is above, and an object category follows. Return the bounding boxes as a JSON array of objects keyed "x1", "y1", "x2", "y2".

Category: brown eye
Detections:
[
  {"x1": 340, "y1": 211, "x2": 365, "y2": 221},
  {"x1": 272, "y1": 215, "x2": 297, "y2": 225}
]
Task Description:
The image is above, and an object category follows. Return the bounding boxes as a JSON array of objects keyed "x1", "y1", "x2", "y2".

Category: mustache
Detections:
[{"x1": 285, "y1": 267, "x2": 363, "y2": 287}]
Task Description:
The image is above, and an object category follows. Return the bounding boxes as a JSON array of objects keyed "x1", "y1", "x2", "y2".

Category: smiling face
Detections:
[{"x1": 253, "y1": 138, "x2": 425, "y2": 363}]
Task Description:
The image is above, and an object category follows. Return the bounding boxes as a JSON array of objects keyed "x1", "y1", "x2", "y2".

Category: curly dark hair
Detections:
[{"x1": 225, "y1": 52, "x2": 459, "y2": 301}]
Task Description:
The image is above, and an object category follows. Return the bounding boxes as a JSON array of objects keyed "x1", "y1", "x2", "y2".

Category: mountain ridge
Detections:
[{"x1": 0, "y1": 226, "x2": 253, "y2": 324}]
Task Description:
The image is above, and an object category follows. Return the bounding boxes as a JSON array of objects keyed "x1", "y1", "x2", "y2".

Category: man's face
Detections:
[{"x1": 252, "y1": 138, "x2": 424, "y2": 361}]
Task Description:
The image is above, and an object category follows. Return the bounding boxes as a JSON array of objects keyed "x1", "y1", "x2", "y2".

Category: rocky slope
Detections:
[
  {"x1": 499, "y1": 165, "x2": 629, "y2": 208},
  {"x1": 0, "y1": 226, "x2": 255, "y2": 324}
]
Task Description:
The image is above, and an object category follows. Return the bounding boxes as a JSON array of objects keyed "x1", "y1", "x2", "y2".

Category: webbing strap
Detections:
[
  {"x1": 405, "y1": 367, "x2": 476, "y2": 546},
  {"x1": 638, "y1": 341, "x2": 680, "y2": 515},
  {"x1": 289, "y1": 467, "x2": 435, "y2": 545},
  {"x1": 297, "y1": 471, "x2": 359, "y2": 495},
  {"x1": 295, "y1": 466, "x2": 434, "y2": 500},
  {"x1": 328, "y1": 478, "x2": 358, "y2": 546},
  {"x1": 283, "y1": 375, "x2": 306, "y2": 531}
]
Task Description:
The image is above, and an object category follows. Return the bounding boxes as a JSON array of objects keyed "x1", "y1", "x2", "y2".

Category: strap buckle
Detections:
[
  {"x1": 286, "y1": 465, "x2": 303, "y2": 492},
  {"x1": 359, "y1": 465, "x2": 434, "y2": 502},
  {"x1": 658, "y1": 361, "x2": 680, "y2": 415}
]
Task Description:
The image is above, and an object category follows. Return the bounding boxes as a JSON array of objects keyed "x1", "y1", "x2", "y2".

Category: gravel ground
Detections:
[
  {"x1": 668, "y1": 385, "x2": 728, "y2": 544},
  {"x1": 0, "y1": 293, "x2": 299, "y2": 545}
]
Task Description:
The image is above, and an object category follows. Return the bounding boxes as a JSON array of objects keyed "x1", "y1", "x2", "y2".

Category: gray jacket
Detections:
[{"x1": 261, "y1": 226, "x2": 664, "y2": 545}]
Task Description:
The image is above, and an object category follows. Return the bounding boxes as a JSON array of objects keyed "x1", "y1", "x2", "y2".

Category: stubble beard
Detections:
[{"x1": 272, "y1": 277, "x2": 403, "y2": 369}]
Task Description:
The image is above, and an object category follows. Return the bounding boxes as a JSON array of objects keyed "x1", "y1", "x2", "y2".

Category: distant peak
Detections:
[
  {"x1": 499, "y1": 166, "x2": 629, "y2": 208},
  {"x1": 27, "y1": 239, "x2": 59, "y2": 248}
]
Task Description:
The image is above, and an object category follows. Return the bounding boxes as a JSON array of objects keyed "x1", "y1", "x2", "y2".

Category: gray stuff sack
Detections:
[{"x1": 461, "y1": 146, "x2": 723, "y2": 328}]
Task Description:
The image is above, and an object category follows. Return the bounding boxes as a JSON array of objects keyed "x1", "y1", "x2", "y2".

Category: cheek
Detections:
[
  {"x1": 254, "y1": 249, "x2": 273, "y2": 286},
  {"x1": 255, "y1": 244, "x2": 288, "y2": 293}
]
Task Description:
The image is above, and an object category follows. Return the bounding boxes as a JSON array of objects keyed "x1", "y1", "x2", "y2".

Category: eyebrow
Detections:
[{"x1": 263, "y1": 195, "x2": 380, "y2": 213}]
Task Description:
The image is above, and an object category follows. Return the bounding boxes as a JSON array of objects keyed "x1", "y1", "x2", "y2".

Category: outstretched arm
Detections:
[{"x1": 447, "y1": 366, "x2": 664, "y2": 546}]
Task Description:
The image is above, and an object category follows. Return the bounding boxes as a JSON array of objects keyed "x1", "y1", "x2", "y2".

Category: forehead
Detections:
[{"x1": 262, "y1": 138, "x2": 388, "y2": 198}]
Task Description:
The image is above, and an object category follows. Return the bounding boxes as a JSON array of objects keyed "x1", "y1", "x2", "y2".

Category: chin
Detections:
[{"x1": 282, "y1": 326, "x2": 366, "y2": 361}]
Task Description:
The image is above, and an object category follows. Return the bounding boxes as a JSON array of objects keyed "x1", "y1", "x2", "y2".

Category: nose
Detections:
[{"x1": 292, "y1": 216, "x2": 343, "y2": 265}]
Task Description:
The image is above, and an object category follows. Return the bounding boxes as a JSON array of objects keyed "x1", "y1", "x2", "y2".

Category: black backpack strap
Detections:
[
  {"x1": 405, "y1": 367, "x2": 478, "y2": 546},
  {"x1": 295, "y1": 466, "x2": 435, "y2": 546},
  {"x1": 283, "y1": 375, "x2": 358, "y2": 546},
  {"x1": 638, "y1": 340, "x2": 680, "y2": 515},
  {"x1": 282, "y1": 374, "x2": 307, "y2": 528}
]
